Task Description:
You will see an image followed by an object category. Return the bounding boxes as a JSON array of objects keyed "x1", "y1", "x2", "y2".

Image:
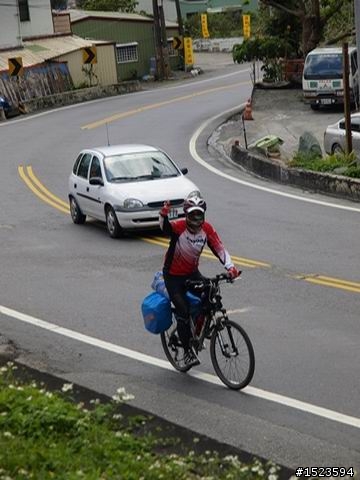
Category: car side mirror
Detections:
[
  {"x1": 89, "y1": 176, "x2": 104, "y2": 186},
  {"x1": 181, "y1": 168, "x2": 188, "y2": 175}
]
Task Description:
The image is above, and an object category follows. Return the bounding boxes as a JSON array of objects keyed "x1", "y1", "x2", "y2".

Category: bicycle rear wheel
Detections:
[
  {"x1": 160, "y1": 321, "x2": 192, "y2": 373},
  {"x1": 210, "y1": 319, "x2": 255, "y2": 390}
]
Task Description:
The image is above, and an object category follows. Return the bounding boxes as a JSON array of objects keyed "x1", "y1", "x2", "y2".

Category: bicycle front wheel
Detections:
[
  {"x1": 160, "y1": 322, "x2": 192, "y2": 373},
  {"x1": 210, "y1": 320, "x2": 255, "y2": 390}
]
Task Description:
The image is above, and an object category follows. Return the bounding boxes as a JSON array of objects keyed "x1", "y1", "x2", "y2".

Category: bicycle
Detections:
[{"x1": 160, "y1": 273, "x2": 255, "y2": 390}]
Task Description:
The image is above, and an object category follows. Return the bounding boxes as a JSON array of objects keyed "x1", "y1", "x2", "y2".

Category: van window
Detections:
[{"x1": 304, "y1": 53, "x2": 343, "y2": 80}]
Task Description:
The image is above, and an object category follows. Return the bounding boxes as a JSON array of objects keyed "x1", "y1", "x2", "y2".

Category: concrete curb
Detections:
[{"x1": 231, "y1": 142, "x2": 360, "y2": 202}]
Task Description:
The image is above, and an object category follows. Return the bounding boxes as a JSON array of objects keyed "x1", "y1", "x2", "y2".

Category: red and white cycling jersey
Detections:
[{"x1": 159, "y1": 216, "x2": 233, "y2": 275}]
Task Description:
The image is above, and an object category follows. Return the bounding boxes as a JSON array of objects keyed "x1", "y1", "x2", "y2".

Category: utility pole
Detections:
[
  {"x1": 355, "y1": 0, "x2": 360, "y2": 108},
  {"x1": 159, "y1": 2, "x2": 171, "y2": 79},
  {"x1": 174, "y1": 0, "x2": 185, "y2": 69},
  {"x1": 152, "y1": 0, "x2": 165, "y2": 80},
  {"x1": 342, "y1": 42, "x2": 353, "y2": 155}
]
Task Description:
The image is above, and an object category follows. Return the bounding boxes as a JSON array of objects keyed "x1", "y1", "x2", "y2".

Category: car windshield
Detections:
[
  {"x1": 103, "y1": 151, "x2": 180, "y2": 182},
  {"x1": 303, "y1": 53, "x2": 343, "y2": 80}
]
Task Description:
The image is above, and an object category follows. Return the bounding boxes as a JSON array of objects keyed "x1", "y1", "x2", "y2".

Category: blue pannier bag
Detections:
[
  {"x1": 141, "y1": 291, "x2": 172, "y2": 334},
  {"x1": 186, "y1": 292, "x2": 202, "y2": 318}
]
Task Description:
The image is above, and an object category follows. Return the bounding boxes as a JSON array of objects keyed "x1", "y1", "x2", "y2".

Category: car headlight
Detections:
[
  {"x1": 123, "y1": 198, "x2": 144, "y2": 209},
  {"x1": 187, "y1": 190, "x2": 201, "y2": 198}
]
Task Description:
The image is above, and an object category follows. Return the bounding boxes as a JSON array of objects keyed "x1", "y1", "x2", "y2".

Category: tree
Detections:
[
  {"x1": 259, "y1": 0, "x2": 354, "y2": 56},
  {"x1": 78, "y1": 0, "x2": 138, "y2": 12}
]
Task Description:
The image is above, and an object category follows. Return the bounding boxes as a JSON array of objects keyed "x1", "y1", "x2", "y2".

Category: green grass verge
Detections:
[
  {"x1": 0, "y1": 362, "x2": 281, "y2": 480},
  {"x1": 289, "y1": 151, "x2": 360, "y2": 178}
]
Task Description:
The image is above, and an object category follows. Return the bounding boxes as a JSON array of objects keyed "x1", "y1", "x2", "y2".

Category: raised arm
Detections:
[{"x1": 159, "y1": 201, "x2": 173, "y2": 235}]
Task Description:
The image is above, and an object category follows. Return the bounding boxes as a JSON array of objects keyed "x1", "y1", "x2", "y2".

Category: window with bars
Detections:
[
  {"x1": 167, "y1": 39, "x2": 177, "y2": 57},
  {"x1": 116, "y1": 43, "x2": 138, "y2": 64},
  {"x1": 18, "y1": 0, "x2": 30, "y2": 22}
]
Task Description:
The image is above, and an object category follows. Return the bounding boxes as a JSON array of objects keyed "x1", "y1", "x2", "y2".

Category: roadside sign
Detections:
[
  {"x1": 8, "y1": 57, "x2": 24, "y2": 76},
  {"x1": 243, "y1": 15, "x2": 251, "y2": 39},
  {"x1": 172, "y1": 36, "x2": 183, "y2": 50},
  {"x1": 201, "y1": 13, "x2": 210, "y2": 38},
  {"x1": 183, "y1": 37, "x2": 194, "y2": 66},
  {"x1": 82, "y1": 46, "x2": 97, "y2": 64}
]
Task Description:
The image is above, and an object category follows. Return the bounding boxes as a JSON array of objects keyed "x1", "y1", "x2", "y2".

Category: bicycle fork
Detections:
[{"x1": 216, "y1": 318, "x2": 239, "y2": 358}]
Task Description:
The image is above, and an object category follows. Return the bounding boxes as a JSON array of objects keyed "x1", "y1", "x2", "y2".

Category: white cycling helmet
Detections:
[{"x1": 183, "y1": 195, "x2": 207, "y2": 214}]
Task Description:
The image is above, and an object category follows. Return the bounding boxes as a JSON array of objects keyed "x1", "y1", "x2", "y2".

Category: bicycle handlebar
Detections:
[{"x1": 185, "y1": 271, "x2": 241, "y2": 289}]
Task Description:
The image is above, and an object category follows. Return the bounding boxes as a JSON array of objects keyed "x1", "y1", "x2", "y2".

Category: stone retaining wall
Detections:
[
  {"x1": 231, "y1": 144, "x2": 360, "y2": 202},
  {"x1": 20, "y1": 81, "x2": 141, "y2": 114}
]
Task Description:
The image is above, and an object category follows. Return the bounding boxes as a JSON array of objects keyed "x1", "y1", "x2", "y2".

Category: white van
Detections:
[{"x1": 302, "y1": 46, "x2": 358, "y2": 110}]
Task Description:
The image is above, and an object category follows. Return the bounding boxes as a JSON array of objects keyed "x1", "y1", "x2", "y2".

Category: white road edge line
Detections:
[
  {"x1": 1, "y1": 304, "x2": 359, "y2": 430},
  {"x1": 189, "y1": 109, "x2": 360, "y2": 213}
]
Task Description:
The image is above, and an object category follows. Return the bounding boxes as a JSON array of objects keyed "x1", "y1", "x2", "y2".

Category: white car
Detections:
[
  {"x1": 68, "y1": 144, "x2": 201, "y2": 238},
  {"x1": 324, "y1": 113, "x2": 360, "y2": 156}
]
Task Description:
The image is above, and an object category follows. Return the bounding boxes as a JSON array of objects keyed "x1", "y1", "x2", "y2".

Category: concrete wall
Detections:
[
  {"x1": 20, "y1": 0, "x2": 54, "y2": 39},
  {"x1": 0, "y1": 0, "x2": 54, "y2": 48},
  {"x1": 0, "y1": 0, "x2": 22, "y2": 49},
  {"x1": 193, "y1": 37, "x2": 243, "y2": 52}
]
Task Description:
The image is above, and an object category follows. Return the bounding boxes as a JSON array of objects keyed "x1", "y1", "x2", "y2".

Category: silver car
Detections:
[
  {"x1": 68, "y1": 144, "x2": 201, "y2": 238},
  {"x1": 324, "y1": 113, "x2": 360, "y2": 156}
]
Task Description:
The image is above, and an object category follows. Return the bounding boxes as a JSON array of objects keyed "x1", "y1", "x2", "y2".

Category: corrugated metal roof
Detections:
[
  {"x1": 68, "y1": 8, "x2": 178, "y2": 27},
  {"x1": 0, "y1": 35, "x2": 111, "y2": 71}
]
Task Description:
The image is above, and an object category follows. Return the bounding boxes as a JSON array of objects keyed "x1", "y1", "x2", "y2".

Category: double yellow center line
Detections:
[
  {"x1": 294, "y1": 274, "x2": 360, "y2": 294},
  {"x1": 18, "y1": 165, "x2": 70, "y2": 214},
  {"x1": 18, "y1": 165, "x2": 360, "y2": 294}
]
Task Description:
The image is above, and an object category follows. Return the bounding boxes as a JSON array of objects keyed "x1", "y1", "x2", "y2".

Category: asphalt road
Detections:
[{"x1": 1, "y1": 53, "x2": 360, "y2": 473}]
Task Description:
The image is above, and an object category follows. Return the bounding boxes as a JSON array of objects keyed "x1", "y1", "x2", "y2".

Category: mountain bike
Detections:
[{"x1": 160, "y1": 273, "x2": 255, "y2": 390}]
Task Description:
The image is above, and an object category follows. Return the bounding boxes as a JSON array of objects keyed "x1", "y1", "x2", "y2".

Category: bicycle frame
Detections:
[{"x1": 187, "y1": 274, "x2": 233, "y2": 353}]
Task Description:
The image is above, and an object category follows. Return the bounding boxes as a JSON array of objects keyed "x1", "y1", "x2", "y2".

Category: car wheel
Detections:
[
  {"x1": 310, "y1": 104, "x2": 320, "y2": 111},
  {"x1": 69, "y1": 197, "x2": 86, "y2": 224},
  {"x1": 106, "y1": 206, "x2": 123, "y2": 238},
  {"x1": 332, "y1": 143, "x2": 344, "y2": 155}
]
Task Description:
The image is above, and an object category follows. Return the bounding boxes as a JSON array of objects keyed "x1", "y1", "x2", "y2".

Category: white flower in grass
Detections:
[
  {"x1": 61, "y1": 383, "x2": 73, "y2": 393},
  {"x1": 0, "y1": 366, "x2": 8, "y2": 373},
  {"x1": 26, "y1": 396, "x2": 32, "y2": 402},
  {"x1": 3, "y1": 432, "x2": 13, "y2": 438},
  {"x1": 45, "y1": 392, "x2": 53, "y2": 398},
  {"x1": 269, "y1": 474, "x2": 278, "y2": 480},
  {"x1": 112, "y1": 387, "x2": 135, "y2": 403},
  {"x1": 269, "y1": 465, "x2": 279, "y2": 475},
  {"x1": 112, "y1": 413, "x2": 123, "y2": 420}
]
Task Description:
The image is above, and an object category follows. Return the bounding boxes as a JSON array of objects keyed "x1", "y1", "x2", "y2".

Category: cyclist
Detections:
[{"x1": 159, "y1": 195, "x2": 240, "y2": 367}]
